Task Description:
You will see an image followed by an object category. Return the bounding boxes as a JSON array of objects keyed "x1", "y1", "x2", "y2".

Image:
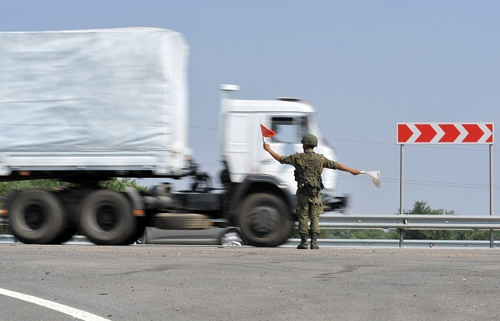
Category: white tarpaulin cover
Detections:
[{"x1": 0, "y1": 28, "x2": 190, "y2": 174}]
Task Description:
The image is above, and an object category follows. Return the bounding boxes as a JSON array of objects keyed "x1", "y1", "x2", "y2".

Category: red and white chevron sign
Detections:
[{"x1": 397, "y1": 123, "x2": 494, "y2": 144}]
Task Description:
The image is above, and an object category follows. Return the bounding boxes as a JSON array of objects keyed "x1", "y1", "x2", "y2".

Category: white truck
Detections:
[{"x1": 0, "y1": 28, "x2": 346, "y2": 247}]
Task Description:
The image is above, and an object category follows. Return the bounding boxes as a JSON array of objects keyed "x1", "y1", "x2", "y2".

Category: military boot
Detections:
[
  {"x1": 310, "y1": 233, "x2": 320, "y2": 249},
  {"x1": 297, "y1": 235, "x2": 308, "y2": 249}
]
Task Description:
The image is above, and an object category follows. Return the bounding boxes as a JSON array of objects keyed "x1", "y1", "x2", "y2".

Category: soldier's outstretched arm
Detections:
[
  {"x1": 336, "y1": 163, "x2": 360, "y2": 175},
  {"x1": 263, "y1": 143, "x2": 282, "y2": 163}
]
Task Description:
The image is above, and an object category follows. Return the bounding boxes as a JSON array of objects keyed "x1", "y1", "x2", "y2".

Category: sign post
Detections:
[
  {"x1": 397, "y1": 122, "x2": 494, "y2": 247},
  {"x1": 490, "y1": 144, "x2": 494, "y2": 246},
  {"x1": 399, "y1": 144, "x2": 404, "y2": 246}
]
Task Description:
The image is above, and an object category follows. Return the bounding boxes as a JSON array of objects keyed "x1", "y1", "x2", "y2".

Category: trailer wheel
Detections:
[
  {"x1": 78, "y1": 190, "x2": 137, "y2": 245},
  {"x1": 9, "y1": 189, "x2": 67, "y2": 244},
  {"x1": 237, "y1": 193, "x2": 293, "y2": 247},
  {"x1": 50, "y1": 227, "x2": 76, "y2": 244}
]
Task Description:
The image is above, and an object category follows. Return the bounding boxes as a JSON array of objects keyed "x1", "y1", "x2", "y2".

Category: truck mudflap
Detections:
[
  {"x1": 0, "y1": 210, "x2": 8, "y2": 225},
  {"x1": 124, "y1": 186, "x2": 145, "y2": 216},
  {"x1": 0, "y1": 190, "x2": 19, "y2": 225}
]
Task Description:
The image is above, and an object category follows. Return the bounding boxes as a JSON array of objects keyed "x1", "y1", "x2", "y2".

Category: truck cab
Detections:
[{"x1": 221, "y1": 91, "x2": 338, "y2": 194}]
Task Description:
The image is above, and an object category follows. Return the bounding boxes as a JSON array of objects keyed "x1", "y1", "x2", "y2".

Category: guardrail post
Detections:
[
  {"x1": 399, "y1": 217, "x2": 408, "y2": 247},
  {"x1": 490, "y1": 144, "x2": 494, "y2": 248},
  {"x1": 399, "y1": 144, "x2": 404, "y2": 248}
]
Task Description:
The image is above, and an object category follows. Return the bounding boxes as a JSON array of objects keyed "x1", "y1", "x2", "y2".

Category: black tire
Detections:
[
  {"x1": 9, "y1": 189, "x2": 67, "y2": 244},
  {"x1": 49, "y1": 227, "x2": 77, "y2": 244},
  {"x1": 151, "y1": 213, "x2": 212, "y2": 230},
  {"x1": 78, "y1": 190, "x2": 137, "y2": 245},
  {"x1": 237, "y1": 193, "x2": 293, "y2": 247}
]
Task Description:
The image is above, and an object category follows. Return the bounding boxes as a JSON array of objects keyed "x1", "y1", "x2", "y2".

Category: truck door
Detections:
[{"x1": 224, "y1": 114, "x2": 251, "y2": 181}]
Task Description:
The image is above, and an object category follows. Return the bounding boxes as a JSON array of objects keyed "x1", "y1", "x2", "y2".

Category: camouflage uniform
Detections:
[{"x1": 280, "y1": 150, "x2": 338, "y2": 235}]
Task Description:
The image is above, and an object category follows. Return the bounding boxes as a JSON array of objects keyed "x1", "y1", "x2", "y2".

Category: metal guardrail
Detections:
[
  {"x1": 3, "y1": 214, "x2": 498, "y2": 229},
  {"x1": 318, "y1": 214, "x2": 500, "y2": 230},
  {"x1": 317, "y1": 214, "x2": 500, "y2": 248}
]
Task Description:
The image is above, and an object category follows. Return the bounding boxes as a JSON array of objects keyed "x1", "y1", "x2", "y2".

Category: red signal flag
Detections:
[{"x1": 260, "y1": 124, "x2": 275, "y2": 138}]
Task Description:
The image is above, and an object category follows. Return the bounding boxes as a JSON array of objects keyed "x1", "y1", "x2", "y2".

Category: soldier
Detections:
[{"x1": 263, "y1": 134, "x2": 360, "y2": 249}]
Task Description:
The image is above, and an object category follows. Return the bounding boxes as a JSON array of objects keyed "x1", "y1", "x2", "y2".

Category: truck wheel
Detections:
[
  {"x1": 49, "y1": 227, "x2": 76, "y2": 244},
  {"x1": 9, "y1": 189, "x2": 67, "y2": 244},
  {"x1": 151, "y1": 213, "x2": 212, "y2": 230},
  {"x1": 237, "y1": 193, "x2": 293, "y2": 247},
  {"x1": 78, "y1": 190, "x2": 137, "y2": 245}
]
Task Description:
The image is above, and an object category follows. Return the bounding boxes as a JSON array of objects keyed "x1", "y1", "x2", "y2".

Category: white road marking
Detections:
[{"x1": 0, "y1": 287, "x2": 111, "y2": 321}]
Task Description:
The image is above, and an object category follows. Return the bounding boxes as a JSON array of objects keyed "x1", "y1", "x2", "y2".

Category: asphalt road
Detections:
[{"x1": 0, "y1": 244, "x2": 499, "y2": 321}]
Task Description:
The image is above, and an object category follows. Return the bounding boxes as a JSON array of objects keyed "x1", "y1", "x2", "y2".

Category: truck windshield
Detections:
[{"x1": 271, "y1": 116, "x2": 308, "y2": 144}]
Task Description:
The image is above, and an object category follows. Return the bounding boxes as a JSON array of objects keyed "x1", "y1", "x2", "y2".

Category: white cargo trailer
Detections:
[
  {"x1": 0, "y1": 28, "x2": 190, "y2": 177},
  {"x1": 0, "y1": 28, "x2": 347, "y2": 247}
]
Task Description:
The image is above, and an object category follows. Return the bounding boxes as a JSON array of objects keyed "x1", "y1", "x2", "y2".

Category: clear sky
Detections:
[{"x1": 1, "y1": 1, "x2": 498, "y2": 215}]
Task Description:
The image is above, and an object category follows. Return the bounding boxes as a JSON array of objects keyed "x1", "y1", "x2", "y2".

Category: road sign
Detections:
[
  {"x1": 397, "y1": 123, "x2": 494, "y2": 144},
  {"x1": 396, "y1": 122, "x2": 494, "y2": 248}
]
